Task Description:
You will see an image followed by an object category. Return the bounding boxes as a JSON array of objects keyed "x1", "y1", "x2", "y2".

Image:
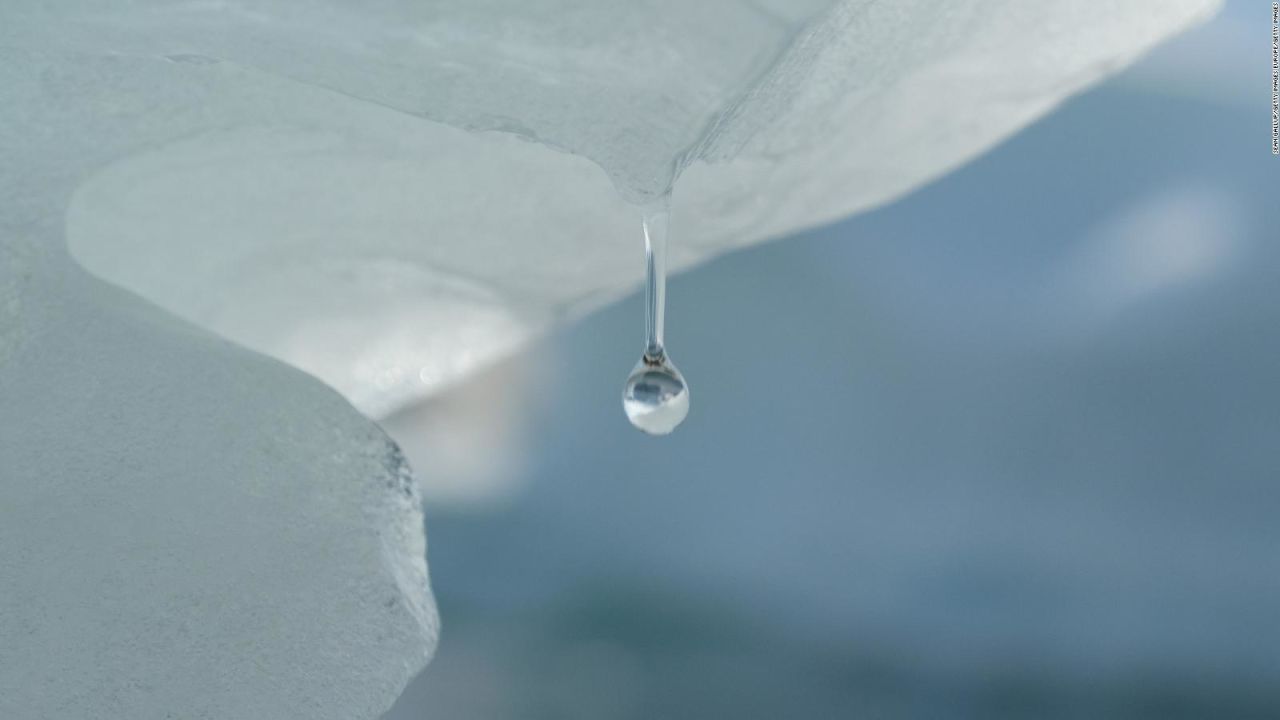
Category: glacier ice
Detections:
[
  {"x1": 0, "y1": 241, "x2": 438, "y2": 718},
  {"x1": 0, "y1": 0, "x2": 1220, "y2": 716},
  {"x1": 0, "y1": 49, "x2": 436, "y2": 719},
  {"x1": 23, "y1": 0, "x2": 1218, "y2": 419}
]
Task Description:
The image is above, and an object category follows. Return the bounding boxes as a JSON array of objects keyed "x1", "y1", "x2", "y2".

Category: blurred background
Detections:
[{"x1": 386, "y1": 3, "x2": 1278, "y2": 717}]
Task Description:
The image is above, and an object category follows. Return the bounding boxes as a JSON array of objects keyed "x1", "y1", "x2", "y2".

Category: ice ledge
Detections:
[
  {"x1": 56, "y1": 0, "x2": 1222, "y2": 418},
  {"x1": 0, "y1": 244, "x2": 439, "y2": 719}
]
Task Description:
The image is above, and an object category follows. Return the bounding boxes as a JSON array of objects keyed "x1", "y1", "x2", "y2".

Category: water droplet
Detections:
[
  {"x1": 622, "y1": 351, "x2": 689, "y2": 435},
  {"x1": 621, "y1": 200, "x2": 690, "y2": 435}
]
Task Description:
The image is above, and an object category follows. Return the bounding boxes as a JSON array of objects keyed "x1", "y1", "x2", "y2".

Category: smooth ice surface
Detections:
[{"x1": 2, "y1": 0, "x2": 1215, "y2": 418}]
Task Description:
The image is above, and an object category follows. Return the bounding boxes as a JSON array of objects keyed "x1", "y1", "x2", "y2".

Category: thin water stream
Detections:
[{"x1": 621, "y1": 200, "x2": 690, "y2": 435}]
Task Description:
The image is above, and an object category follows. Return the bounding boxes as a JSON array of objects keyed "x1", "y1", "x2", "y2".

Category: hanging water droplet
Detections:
[
  {"x1": 623, "y1": 350, "x2": 689, "y2": 435},
  {"x1": 621, "y1": 200, "x2": 690, "y2": 435}
]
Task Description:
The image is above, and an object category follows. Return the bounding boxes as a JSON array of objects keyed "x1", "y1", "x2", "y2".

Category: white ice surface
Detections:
[
  {"x1": 27, "y1": 0, "x2": 1217, "y2": 418},
  {"x1": 1, "y1": 44, "x2": 438, "y2": 720},
  {"x1": 0, "y1": 1, "x2": 1218, "y2": 717},
  {"x1": 0, "y1": 248, "x2": 438, "y2": 719}
]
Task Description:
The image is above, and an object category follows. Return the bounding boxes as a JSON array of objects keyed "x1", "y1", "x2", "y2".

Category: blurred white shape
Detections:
[
  {"x1": 1056, "y1": 183, "x2": 1243, "y2": 327},
  {"x1": 221, "y1": 260, "x2": 534, "y2": 420},
  {"x1": 381, "y1": 356, "x2": 544, "y2": 506}
]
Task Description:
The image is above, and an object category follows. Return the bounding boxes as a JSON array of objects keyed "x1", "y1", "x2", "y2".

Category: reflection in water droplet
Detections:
[
  {"x1": 621, "y1": 200, "x2": 689, "y2": 435},
  {"x1": 623, "y1": 351, "x2": 689, "y2": 435}
]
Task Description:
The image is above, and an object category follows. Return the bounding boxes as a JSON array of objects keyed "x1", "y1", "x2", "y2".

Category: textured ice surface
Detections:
[
  {"x1": 0, "y1": 49, "x2": 437, "y2": 719},
  {"x1": 0, "y1": 0, "x2": 1214, "y2": 418},
  {"x1": 0, "y1": 245, "x2": 438, "y2": 718}
]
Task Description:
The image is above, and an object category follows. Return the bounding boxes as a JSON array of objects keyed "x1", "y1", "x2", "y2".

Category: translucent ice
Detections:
[{"x1": 12, "y1": 0, "x2": 1216, "y2": 418}]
